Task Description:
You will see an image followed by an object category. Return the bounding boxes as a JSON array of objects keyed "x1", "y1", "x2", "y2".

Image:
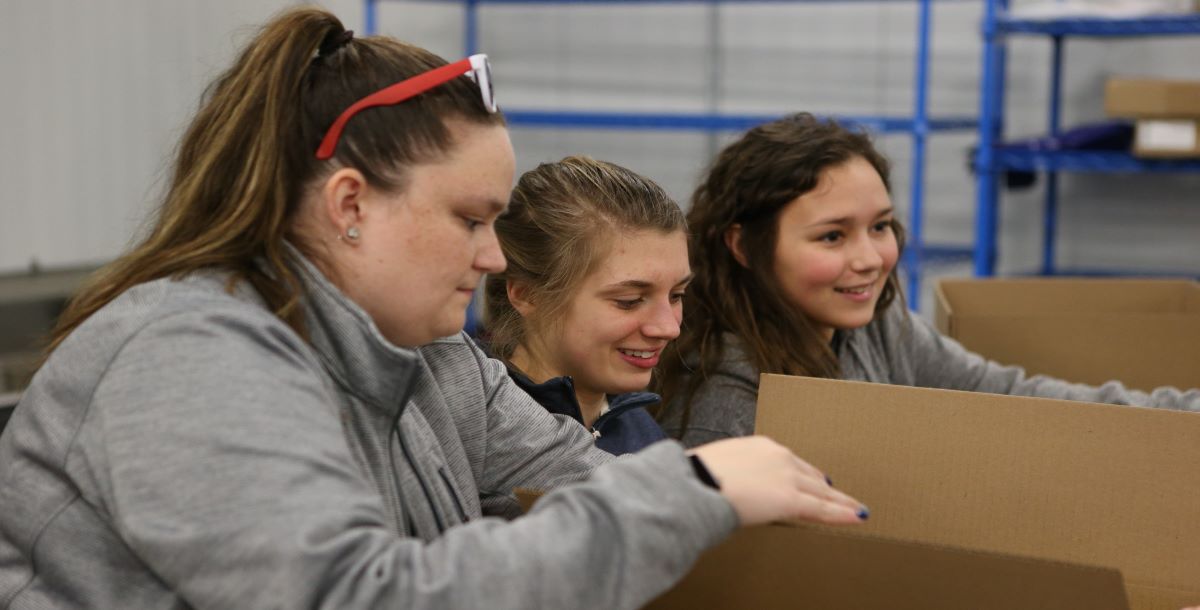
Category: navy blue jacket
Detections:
[{"x1": 506, "y1": 368, "x2": 667, "y2": 456}]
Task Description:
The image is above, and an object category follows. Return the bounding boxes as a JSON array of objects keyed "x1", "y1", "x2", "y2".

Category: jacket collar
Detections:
[
  {"x1": 505, "y1": 367, "x2": 660, "y2": 428},
  {"x1": 506, "y1": 367, "x2": 582, "y2": 422},
  {"x1": 287, "y1": 246, "x2": 421, "y2": 414}
]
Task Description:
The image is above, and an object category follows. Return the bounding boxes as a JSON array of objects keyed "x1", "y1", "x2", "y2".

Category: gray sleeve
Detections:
[
  {"x1": 896, "y1": 307, "x2": 1200, "y2": 412},
  {"x1": 85, "y1": 310, "x2": 738, "y2": 610},
  {"x1": 658, "y1": 362, "x2": 761, "y2": 449},
  {"x1": 465, "y1": 335, "x2": 616, "y2": 497}
]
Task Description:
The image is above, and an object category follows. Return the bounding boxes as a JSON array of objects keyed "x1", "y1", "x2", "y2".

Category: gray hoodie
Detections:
[
  {"x1": 660, "y1": 299, "x2": 1200, "y2": 447},
  {"x1": 0, "y1": 257, "x2": 737, "y2": 609}
]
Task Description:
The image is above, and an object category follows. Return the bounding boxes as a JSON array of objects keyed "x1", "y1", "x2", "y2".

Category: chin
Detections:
[
  {"x1": 436, "y1": 325, "x2": 466, "y2": 340},
  {"x1": 617, "y1": 374, "x2": 653, "y2": 393},
  {"x1": 840, "y1": 316, "x2": 875, "y2": 331},
  {"x1": 824, "y1": 312, "x2": 875, "y2": 332},
  {"x1": 428, "y1": 317, "x2": 467, "y2": 341}
]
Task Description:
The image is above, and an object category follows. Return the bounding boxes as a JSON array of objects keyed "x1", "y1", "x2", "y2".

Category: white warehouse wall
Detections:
[{"x1": 1, "y1": 0, "x2": 1197, "y2": 307}]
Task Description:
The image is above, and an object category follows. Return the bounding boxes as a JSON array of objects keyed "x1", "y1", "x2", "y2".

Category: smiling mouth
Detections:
[
  {"x1": 835, "y1": 285, "x2": 870, "y2": 295},
  {"x1": 617, "y1": 348, "x2": 657, "y2": 359}
]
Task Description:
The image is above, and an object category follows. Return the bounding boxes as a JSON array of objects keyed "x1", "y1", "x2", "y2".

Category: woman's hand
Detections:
[{"x1": 690, "y1": 435, "x2": 869, "y2": 527}]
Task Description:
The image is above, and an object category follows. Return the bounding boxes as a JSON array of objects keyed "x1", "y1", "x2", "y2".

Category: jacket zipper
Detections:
[
  {"x1": 591, "y1": 396, "x2": 659, "y2": 437},
  {"x1": 316, "y1": 347, "x2": 415, "y2": 536}
]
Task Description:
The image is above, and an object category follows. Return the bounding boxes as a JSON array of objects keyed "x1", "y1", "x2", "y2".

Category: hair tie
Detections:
[{"x1": 318, "y1": 29, "x2": 355, "y2": 58}]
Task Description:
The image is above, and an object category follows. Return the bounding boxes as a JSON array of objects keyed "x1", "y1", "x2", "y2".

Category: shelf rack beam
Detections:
[
  {"x1": 998, "y1": 14, "x2": 1200, "y2": 37},
  {"x1": 973, "y1": 8, "x2": 1200, "y2": 277},
  {"x1": 366, "y1": 0, "x2": 980, "y2": 308}
]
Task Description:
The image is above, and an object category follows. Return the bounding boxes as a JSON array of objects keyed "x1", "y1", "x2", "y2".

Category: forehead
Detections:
[
  {"x1": 588, "y1": 229, "x2": 689, "y2": 286},
  {"x1": 406, "y1": 121, "x2": 514, "y2": 207},
  {"x1": 781, "y1": 156, "x2": 890, "y2": 221}
]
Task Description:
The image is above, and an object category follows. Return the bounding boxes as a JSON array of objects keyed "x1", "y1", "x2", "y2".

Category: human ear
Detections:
[
  {"x1": 506, "y1": 280, "x2": 537, "y2": 318},
  {"x1": 724, "y1": 224, "x2": 750, "y2": 269},
  {"x1": 320, "y1": 168, "x2": 370, "y2": 242}
]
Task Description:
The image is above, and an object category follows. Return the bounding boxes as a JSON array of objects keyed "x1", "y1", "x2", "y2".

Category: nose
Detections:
[
  {"x1": 641, "y1": 297, "x2": 682, "y2": 341},
  {"x1": 474, "y1": 225, "x2": 507, "y2": 274},
  {"x1": 847, "y1": 232, "x2": 884, "y2": 274}
]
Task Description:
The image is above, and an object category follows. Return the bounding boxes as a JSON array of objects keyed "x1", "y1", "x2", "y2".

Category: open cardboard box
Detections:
[
  {"x1": 934, "y1": 278, "x2": 1200, "y2": 392},
  {"x1": 520, "y1": 374, "x2": 1199, "y2": 608},
  {"x1": 644, "y1": 522, "x2": 1127, "y2": 609},
  {"x1": 517, "y1": 492, "x2": 1128, "y2": 610},
  {"x1": 721, "y1": 374, "x2": 1199, "y2": 610}
]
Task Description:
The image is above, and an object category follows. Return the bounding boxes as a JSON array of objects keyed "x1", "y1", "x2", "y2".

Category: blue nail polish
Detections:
[
  {"x1": 857, "y1": 507, "x2": 870, "y2": 521},
  {"x1": 825, "y1": 475, "x2": 834, "y2": 487}
]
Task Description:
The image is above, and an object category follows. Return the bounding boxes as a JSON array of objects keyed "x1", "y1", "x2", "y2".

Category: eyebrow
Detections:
[
  {"x1": 804, "y1": 206, "x2": 895, "y2": 229},
  {"x1": 600, "y1": 273, "x2": 694, "y2": 292}
]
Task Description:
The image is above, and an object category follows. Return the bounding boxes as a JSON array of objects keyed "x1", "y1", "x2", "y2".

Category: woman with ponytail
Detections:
[{"x1": 0, "y1": 10, "x2": 867, "y2": 609}]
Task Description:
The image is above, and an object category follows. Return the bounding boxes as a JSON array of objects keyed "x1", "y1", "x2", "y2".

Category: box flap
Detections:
[
  {"x1": 646, "y1": 523, "x2": 1128, "y2": 610},
  {"x1": 519, "y1": 487, "x2": 1127, "y2": 608},
  {"x1": 755, "y1": 375, "x2": 1200, "y2": 604},
  {"x1": 953, "y1": 313, "x2": 1200, "y2": 391},
  {"x1": 933, "y1": 278, "x2": 1200, "y2": 391},
  {"x1": 932, "y1": 279, "x2": 955, "y2": 335},
  {"x1": 937, "y1": 278, "x2": 1197, "y2": 316},
  {"x1": 1128, "y1": 583, "x2": 1200, "y2": 610}
]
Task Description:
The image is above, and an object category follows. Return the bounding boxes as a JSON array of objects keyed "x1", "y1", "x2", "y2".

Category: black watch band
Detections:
[{"x1": 689, "y1": 454, "x2": 720, "y2": 490}]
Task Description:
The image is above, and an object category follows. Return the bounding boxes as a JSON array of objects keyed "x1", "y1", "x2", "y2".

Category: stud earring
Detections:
[{"x1": 346, "y1": 227, "x2": 360, "y2": 241}]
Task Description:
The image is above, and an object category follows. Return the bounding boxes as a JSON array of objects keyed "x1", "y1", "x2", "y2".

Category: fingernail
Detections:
[
  {"x1": 825, "y1": 475, "x2": 834, "y2": 487},
  {"x1": 857, "y1": 506, "x2": 870, "y2": 521}
]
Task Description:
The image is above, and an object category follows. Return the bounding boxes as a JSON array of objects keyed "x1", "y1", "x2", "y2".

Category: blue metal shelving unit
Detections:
[
  {"x1": 368, "y1": 0, "x2": 980, "y2": 308},
  {"x1": 997, "y1": 13, "x2": 1200, "y2": 36},
  {"x1": 974, "y1": 10, "x2": 1200, "y2": 277},
  {"x1": 992, "y1": 150, "x2": 1200, "y2": 173}
]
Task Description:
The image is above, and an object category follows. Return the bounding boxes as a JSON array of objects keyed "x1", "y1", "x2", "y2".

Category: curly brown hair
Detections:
[{"x1": 656, "y1": 113, "x2": 906, "y2": 432}]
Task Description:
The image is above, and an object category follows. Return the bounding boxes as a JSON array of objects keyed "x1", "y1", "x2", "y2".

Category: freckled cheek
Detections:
[{"x1": 780, "y1": 248, "x2": 845, "y2": 295}]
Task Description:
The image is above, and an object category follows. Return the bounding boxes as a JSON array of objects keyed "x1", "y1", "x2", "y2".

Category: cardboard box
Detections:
[
  {"x1": 1134, "y1": 119, "x2": 1200, "y2": 158},
  {"x1": 747, "y1": 375, "x2": 1200, "y2": 610},
  {"x1": 520, "y1": 492, "x2": 1127, "y2": 609},
  {"x1": 647, "y1": 523, "x2": 1127, "y2": 610},
  {"x1": 934, "y1": 278, "x2": 1200, "y2": 392},
  {"x1": 1105, "y1": 78, "x2": 1200, "y2": 119}
]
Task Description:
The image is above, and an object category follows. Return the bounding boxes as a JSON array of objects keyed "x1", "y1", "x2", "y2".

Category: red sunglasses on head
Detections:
[{"x1": 315, "y1": 53, "x2": 497, "y2": 160}]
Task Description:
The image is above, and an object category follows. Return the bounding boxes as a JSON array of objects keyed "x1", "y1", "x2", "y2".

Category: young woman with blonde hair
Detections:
[
  {"x1": 658, "y1": 113, "x2": 1199, "y2": 447},
  {"x1": 485, "y1": 156, "x2": 685, "y2": 454},
  {"x1": 0, "y1": 11, "x2": 868, "y2": 609}
]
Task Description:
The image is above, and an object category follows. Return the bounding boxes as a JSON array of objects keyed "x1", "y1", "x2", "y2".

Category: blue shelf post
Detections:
[
  {"x1": 973, "y1": 0, "x2": 1008, "y2": 276},
  {"x1": 465, "y1": 0, "x2": 480, "y2": 55},
  {"x1": 365, "y1": 0, "x2": 378, "y2": 34},
  {"x1": 1041, "y1": 34, "x2": 1064, "y2": 275},
  {"x1": 904, "y1": 0, "x2": 933, "y2": 308}
]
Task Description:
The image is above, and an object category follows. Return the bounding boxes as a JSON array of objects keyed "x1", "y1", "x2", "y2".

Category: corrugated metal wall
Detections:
[{"x1": 2, "y1": 0, "x2": 1197, "y2": 290}]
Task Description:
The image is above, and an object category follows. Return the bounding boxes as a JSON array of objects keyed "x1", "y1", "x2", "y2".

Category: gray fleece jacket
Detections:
[
  {"x1": 0, "y1": 256, "x2": 737, "y2": 609},
  {"x1": 660, "y1": 299, "x2": 1200, "y2": 447}
]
